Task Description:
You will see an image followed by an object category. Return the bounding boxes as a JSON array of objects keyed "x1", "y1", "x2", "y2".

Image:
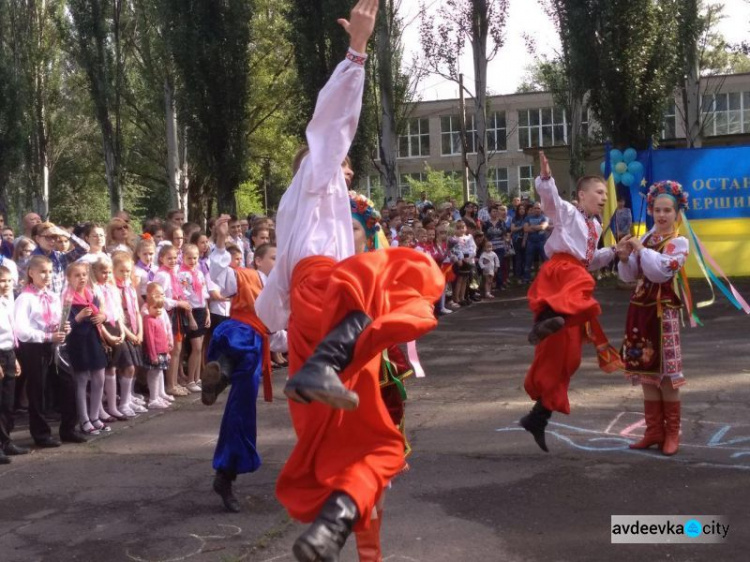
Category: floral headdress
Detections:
[
  {"x1": 646, "y1": 180, "x2": 688, "y2": 212},
  {"x1": 349, "y1": 191, "x2": 382, "y2": 251}
]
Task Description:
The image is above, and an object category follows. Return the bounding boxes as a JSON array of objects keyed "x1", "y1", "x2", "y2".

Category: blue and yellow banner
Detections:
[{"x1": 624, "y1": 145, "x2": 750, "y2": 277}]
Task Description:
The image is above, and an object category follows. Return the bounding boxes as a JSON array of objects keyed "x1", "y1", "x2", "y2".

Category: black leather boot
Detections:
[
  {"x1": 528, "y1": 307, "x2": 566, "y2": 345},
  {"x1": 284, "y1": 311, "x2": 371, "y2": 411},
  {"x1": 213, "y1": 469, "x2": 240, "y2": 512},
  {"x1": 519, "y1": 400, "x2": 552, "y2": 452},
  {"x1": 201, "y1": 354, "x2": 233, "y2": 406},
  {"x1": 292, "y1": 491, "x2": 359, "y2": 562}
]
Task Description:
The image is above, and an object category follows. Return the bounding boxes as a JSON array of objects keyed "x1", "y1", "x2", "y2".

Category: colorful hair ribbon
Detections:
[{"x1": 681, "y1": 213, "x2": 750, "y2": 316}]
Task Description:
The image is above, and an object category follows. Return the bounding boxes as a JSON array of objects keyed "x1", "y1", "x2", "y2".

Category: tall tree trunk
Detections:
[
  {"x1": 568, "y1": 95, "x2": 584, "y2": 192},
  {"x1": 683, "y1": 62, "x2": 702, "y2": 148},
  {"x1": 471, "y1": 0, "x2": 489, "y2": 204},
  {"x1": 376, "y1": 0, "x2": 399, "y2": 205},
  {"x1": 164, "y1": 76, "x2": 181, "y2": 210},
  {"x1": 179, "y1": 123, "x2": 189, "y2": 218}
]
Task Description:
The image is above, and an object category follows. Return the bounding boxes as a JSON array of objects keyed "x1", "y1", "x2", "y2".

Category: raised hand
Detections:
[
  {"x1": 539, "y1": 151, "x2": 551, "y2": 179},
  {"x1": 338, "y1": 0, "x2": 379, "y2": 54}
]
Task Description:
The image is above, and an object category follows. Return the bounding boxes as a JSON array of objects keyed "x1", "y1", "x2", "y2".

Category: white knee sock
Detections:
[
  {"x1": 157, "y1": 371, "x2": 171, "y2": 401},
  {"x1": 147, "y1": 369, "x2": 160, "y2": 404},
  {"x1": 104, "y1": 371, "x2": 123, "y2": 416},
  {"x1": 89, "y1": 369, "x2": 105, "y2": 421},
  {"x1": 120, "y1": 376, "x2": 133, "y2": 410},
  {"x1": 75, "y1": 372, "x2": 91, "y2": 425}
]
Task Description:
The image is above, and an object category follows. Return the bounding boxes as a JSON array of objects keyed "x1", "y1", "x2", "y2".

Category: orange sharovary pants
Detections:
[
  {"x1": 524, "y1": 253, "x2": 606, "y2": 415},
  {"x1": 277, "y1": 248, "x2": 444, "y2": 530}
]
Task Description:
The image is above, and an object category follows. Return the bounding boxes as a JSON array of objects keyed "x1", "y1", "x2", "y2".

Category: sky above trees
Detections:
[{"x1": 402, "y1": 0, "x2": 750, "y2": 100}]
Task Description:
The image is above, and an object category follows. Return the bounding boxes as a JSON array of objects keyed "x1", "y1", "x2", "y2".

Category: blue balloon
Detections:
[
  {"x1": 600, "y1": 161, "x2": 606, "y2": 175},
  {"x1": 627, "y1": 160, "x2": 644, "y2": 176},
  {"x1": 613, "y1": 172, "x2": 622, "y2": 185},
  {"x1": 609, "y1": 149, "x2": 623, "y2": 163},
  {"x1": 621, "y1": 172, "x2": 635, "y2": 187},
  {"x1": 623, "y1": 148, "x2": 637, "y2": 163}
]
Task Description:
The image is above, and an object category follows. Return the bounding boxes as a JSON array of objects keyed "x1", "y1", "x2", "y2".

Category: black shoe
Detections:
[
  {"x1": 213, "y1": 471, "x2": 240, "y2": 513},
  {"x1": 528, "y1": 307, "x2": 566, "y2": 345},
  {"x1": 34, "y1": 437, "x2": 61, "y2": 448},
  {"x1": 284, "y1": 311, "x2": 370, "y2": 411},
  {"x1": 60, "y1": 432, "x2": 88, "y2": 444},
  {"x1": 519, "y1": 400, "x2": 552, "y2": 452},
  {"x1": 292, "y1": 492, "x2": 359, "y2": 562},
  {"x1": 3, "y1": 442, "x2": 30, "y2": 456},
  {"x1": 201, "y1": 355, "x2": 233, "y2": 406},
  {"x1": 0, "y1": 450, "x2": 9, "y2": 464}
]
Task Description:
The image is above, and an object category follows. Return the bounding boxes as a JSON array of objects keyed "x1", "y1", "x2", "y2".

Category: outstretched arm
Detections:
[{"x1": 304, "y1": 0, "x2": 378, "y2": 192}]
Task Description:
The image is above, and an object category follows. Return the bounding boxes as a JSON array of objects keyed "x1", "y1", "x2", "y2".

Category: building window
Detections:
[
  {"x1": 398, "y1": 118, "x2": 430, "y2": 158},
  {"x1": 519, "y1": 165, "x2": 534, "y2": 193},
  {"x1": 703, "y1": 92, "x2": 747, "y2": 136},
  {"x1": 488, "y1": 111, "x2": 507, "y2": 152},
  {"x1": 518, "y1": 107, "x2": 568, "y2": 148},
  {"x1": 661, "y1": 101, "x2": 677, "y2": 139},
  {"x1": 441, "y1": 114, "x2": 476, "y2": 156},
  {"x1": 488, "y1": 168, "x2": 509, "y2": 196}
]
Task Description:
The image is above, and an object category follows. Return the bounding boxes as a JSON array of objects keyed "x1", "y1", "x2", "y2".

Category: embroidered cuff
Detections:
[{"x1": 346, "y1": 48, "x2": 368, "y2": 66}]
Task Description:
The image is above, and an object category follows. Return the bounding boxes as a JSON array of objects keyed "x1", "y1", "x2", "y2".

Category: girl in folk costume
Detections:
[
  {"x1": 617, "y1": 181, "x2": 688, "y2": 456},
  {"x1": 134, "y1": 236, "x2": 157, "y2": 301},
  {"x1": 14, "y1": 256, "x2": 80, "y2": 447},
  {"x1": 519, "y1": 152, "x2": 624, "y2": 453},
  {"x1": 112, "y1": 252, "x2": 146, "y2": 416},
  {"x1": 201, "y1": 228, "x2": 282, "y2": 513},
  {"x1": 153, "y1": 244, "x2": 192, "y2": 396},
  {"x1": 255, "y1": 3, "x2": 444, "y2": 558},
  {"x1": 91, "y1": 257, "x2": 129, "y2": 421},
  {"x1": 64, "y1": 262, "x2": 111, "y2": 435},
  {"x1": 177, "y1": 244, "x2": 210, "y2": 393},
  {"x1": 616, "y1": 180, "x2": 750, "y2": 455},
  {"x1": 141, "y1": 283, "x2": 174, "y2": 409}
]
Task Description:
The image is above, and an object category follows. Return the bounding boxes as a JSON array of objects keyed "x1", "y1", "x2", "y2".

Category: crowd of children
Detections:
[{"x1": 0, "y1": 212, "x2": 279, "y2": 463}]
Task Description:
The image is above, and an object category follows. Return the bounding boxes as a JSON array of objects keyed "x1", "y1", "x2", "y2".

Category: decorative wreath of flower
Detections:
[
  {"x1": 349, "y1": 191, "x2": 381, "y2": 250},
  {"x1": 646, "y1": 180, "x2": 689, "y2": 212}
]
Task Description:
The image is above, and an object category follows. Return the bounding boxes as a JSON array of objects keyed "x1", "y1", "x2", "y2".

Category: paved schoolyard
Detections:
[{"x1": 2, "y1": 279, "x2": 749, "y2": 561}]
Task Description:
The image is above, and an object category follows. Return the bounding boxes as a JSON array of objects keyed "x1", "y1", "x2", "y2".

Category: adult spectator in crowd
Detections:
[
  {"x1": 106, "y1": 217, "x2": 135, "y2": 254},
  {"x1": 523, "y1": 202, "x2": 549, "y2": 283},
  {"x1": 416, "y1": 191, "x2": 432, "y2": 215},
  {"x1": 1, "y1": 224, "x2": 13, "y2": 259},
  {"x1": 15, "y1": 212, "x2": 42, "y2": 250},
  {"x1": 510, "y1": 203, "x2": 528, "y2": 283},
  {"x1": 482, "y1": 205, "x2": 508, "y2": 291},
  {"x1": 166, "y1": 209, "x2": 185, "y2": 227}
]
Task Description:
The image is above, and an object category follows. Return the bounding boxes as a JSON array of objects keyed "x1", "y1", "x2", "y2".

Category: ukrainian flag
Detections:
[{"x1": 601, "y1": 144, "x2": 620, "y2": 246}]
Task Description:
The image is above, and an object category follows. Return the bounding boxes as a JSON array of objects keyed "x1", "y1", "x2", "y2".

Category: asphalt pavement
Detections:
[{"x1": 1, "y1": 278, "x2": 749, "y2": 562}]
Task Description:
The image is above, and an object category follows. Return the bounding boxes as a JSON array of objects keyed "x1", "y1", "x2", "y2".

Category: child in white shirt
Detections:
[{"x1": 478, "y1": 240, "x2": 500, "y2": 299}]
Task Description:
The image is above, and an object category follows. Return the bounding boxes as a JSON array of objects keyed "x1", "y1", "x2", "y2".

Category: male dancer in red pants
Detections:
[
  {"x1": 255, "y1": 1, "x2": 444, "y2": 560},
  {"x1": 520, "y1": 152, "x2": 624, "y2": 452}
]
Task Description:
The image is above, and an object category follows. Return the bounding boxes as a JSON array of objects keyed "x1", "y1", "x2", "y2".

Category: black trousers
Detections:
[
  {"x1": 0, "y1": 349, "x2": 17, "y2": 445},
  {"x1": 15, "y1": 342, "x2": 77, "y2": 441}
]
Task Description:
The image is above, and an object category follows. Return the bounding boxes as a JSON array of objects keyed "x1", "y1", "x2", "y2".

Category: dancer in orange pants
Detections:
[
  {"x1": 255, "y1": 2, "x2": 443, "y2": 560},
  {"x1": 520, "y1": 152, "x2": 623, "y2": 452}
]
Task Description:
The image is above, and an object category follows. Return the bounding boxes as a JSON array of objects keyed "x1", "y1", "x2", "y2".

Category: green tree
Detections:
[
  {"x1": 63, "y1": 0, "x2": 131, "y2": 214},
  {"x1": 567, "y1": 0, "x2": 686, "y2": 147},
  {"x1": 0, "y1": 2, "x2": 26, "y2": 221},
  {"x1": 286, "y1": 0, "x2": 378, "y2": 183},
  {"x1": 163, "y1": 0, "x2": 254, "y2": 215},
  {"x1": 405, "y1": 165, "x2": 463, "y2": 205},
  {"x1": 420, "y1": 0, "x2": 510, "y2": 203}
]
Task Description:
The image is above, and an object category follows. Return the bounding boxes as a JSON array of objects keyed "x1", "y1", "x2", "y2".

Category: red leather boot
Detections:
[
  {"x1": 662, "y1": 401, "x2": 681, "y2": 456},
  {"x1": 355, "y1": 511, "x2": 383, "y2": 562},
  {"x1": 629, "y1": 400, "x2": 665, "y2": 450}
]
